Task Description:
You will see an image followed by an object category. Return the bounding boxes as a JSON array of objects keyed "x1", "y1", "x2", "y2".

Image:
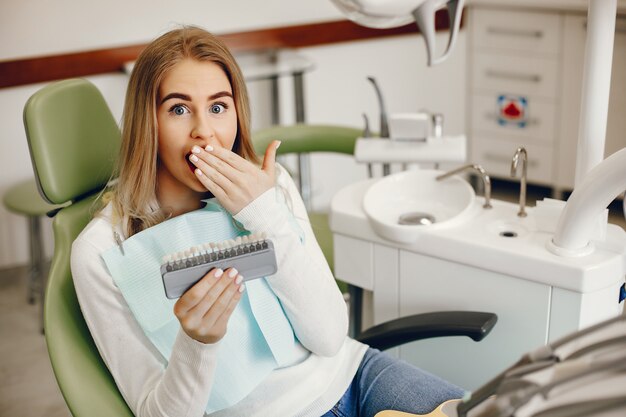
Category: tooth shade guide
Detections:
[
  {"x1": 161, "y1": 235, "x2": 277, "y2": 299},
  {"x1": 161, "y1": 235, "x2": 271, "y2": 271}
]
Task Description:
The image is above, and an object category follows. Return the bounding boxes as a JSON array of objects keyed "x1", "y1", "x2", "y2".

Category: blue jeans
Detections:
[{"x1": 321, "y1": 348, "x2": 465, "y2": 417}]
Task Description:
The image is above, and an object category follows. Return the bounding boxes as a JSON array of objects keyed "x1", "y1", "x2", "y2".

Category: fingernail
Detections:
[
  {"x1": 276, "y1": 141, "x2": 281, "y2": 149},
  {"x1": 195, "y1": 168, "x2": 204, "y2": 176},
  {"x1": 228, "y1": 268, "x2": 238, "y2": 278},
  {"x1": 192, "y1": 145, "x2": 202, "y2": 154},
  {"x1": 235, "y1": 275, "x2": 243, "y2": 285},
  {"x1": 190, "y1": 154, "x2": 198, "y2": 162},
  {"x1": 205, "y1": 145, "x2": 213, "y2": 151},
  {"x1": 238, "y1": 284, "x2": 245, "y2": 293},
  {"x1": 214, "y1": 268, "x2": 223, "y2": 278}
]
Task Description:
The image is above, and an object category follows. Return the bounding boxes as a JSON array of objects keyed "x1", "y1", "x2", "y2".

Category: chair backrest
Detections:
[
  {"x1": 23, "y1": 79, "x2": 133, "y2": 416},
  {"x1": 252, "y1": 124, "x2": 361, "y2": 157}
]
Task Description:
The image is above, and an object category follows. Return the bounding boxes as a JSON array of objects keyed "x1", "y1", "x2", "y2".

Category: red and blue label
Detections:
[{"x1": 497, "y1": 94, "x2": 528, "y2": 128}]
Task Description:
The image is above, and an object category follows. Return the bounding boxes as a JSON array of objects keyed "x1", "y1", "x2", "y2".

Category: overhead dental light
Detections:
[{"x1": 331, "y1": 0, "x2": 465, "y2": 65}]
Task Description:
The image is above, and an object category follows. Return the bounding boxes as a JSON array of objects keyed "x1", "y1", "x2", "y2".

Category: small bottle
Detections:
[{"x1": 432, "y1": 113, "x2": 444, "y2": 138}]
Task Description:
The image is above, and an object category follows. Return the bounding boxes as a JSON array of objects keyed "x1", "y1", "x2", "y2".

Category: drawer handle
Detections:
[
  {"x1": 485, "y1": 113, "x2": 539, "y2": 126},
  {"x1": 483, "y1": 152, "x2": 539, "y2": 167},
  {"x1": 485, "y1": 70, "x2": 541, "y2": 83},
  {"x1": 487, "y1": 27, "x2": 543, "y2": 38}
]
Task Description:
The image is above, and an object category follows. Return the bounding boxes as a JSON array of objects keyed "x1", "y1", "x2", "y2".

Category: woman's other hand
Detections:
[
  {"x1": 173, "y1": 268, "x2": 244, "y2": 344},
  {"x1": 189, "y1": 140, "x2": 281, "y2": 214}
]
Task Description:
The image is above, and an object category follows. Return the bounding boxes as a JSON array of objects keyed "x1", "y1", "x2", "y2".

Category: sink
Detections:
[{"x1": 362, "y1": 169, "x2": 475, "y2": 243}]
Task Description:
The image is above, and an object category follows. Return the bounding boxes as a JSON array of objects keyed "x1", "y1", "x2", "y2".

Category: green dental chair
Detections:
[{"x1": 25, "y1": 78, "x2": 496, "y2": 417}]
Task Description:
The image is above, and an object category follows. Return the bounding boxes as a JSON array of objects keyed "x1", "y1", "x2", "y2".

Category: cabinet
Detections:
[
  {"x1": 467, "y1": 7, "x2": 563, "y2": 187},
  {"x1": 467, "y1": 7, "x2": 626, "y2": 192},
  {"x1": 332, "y1": 232, "x2": 621, "y2": 391}
]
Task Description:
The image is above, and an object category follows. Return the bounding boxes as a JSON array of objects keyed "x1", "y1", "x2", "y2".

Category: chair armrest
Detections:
[{"x1": 356, "y1": 311, "x2": 497, "y2": 351}]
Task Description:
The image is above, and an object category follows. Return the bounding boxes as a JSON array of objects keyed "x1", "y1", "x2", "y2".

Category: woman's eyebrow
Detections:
[
  {"x1": 209, "y1": 91, "x2": 233, "y2": 100},
  {"x1": 160, "y1": 91, "x2": 232, "y2": 105},
  {"x1": 160, "y1": 92, "x2": 191, "y2": 105}
]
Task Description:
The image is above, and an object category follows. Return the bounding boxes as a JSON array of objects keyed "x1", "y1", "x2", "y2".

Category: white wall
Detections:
[
  {"x1": 0, "y1": 1, "x2": 466, "y2": 268},
  {"x1": 292, "y1": 32, "x2": 467, "y2": 211},
  {"x1": 0, "y1": 0, "x2": 343, "y2": 60}
]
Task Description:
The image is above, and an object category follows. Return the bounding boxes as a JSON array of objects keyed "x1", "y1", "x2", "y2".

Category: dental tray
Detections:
[{"x1": 160, "y1": 234, "x2": 277, "y2": 299}]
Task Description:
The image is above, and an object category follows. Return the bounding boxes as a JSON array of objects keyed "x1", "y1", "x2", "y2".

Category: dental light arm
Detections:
[{"x1": 331, "y1": 0, "x2": 465, "y2": 65}]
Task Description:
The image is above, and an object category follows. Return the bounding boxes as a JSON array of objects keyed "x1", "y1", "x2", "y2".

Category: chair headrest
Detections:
[{"x1": 23, "y1": 78, "x2": 121, "y2": 205}]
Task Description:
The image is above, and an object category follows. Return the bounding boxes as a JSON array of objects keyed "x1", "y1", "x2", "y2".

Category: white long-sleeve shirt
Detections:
[{"x1": 70, "y1": 165, "x2": 367, "y2": 417}]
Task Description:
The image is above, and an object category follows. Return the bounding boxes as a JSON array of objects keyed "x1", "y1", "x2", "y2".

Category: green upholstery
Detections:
[
  {"x1": 3, "y1": 179, "x2": 62, "y2": 216},
  {"x1": 45, "y1": 195, "x2": 133, "y2": 416},
  {"x1": 23, "y1": 79, "x2": 131, "y2": 416},
  {"x1": 252, "y1": 124, "x2": 362, "y2": 294},
  {"x1": 23, "y1": 78, "x2": 121, "y2": 205},
  {"x1": 253, "y1": 124, "x2": 359, "y2": 156}
]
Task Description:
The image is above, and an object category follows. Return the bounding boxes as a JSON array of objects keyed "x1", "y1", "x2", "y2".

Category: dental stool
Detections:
[
  {"x1": 25, "y1": 79, "x2": 497, "y2": 417},
  {"x1": 3, "y1": 178, "x2": 62, "y2": 332}
]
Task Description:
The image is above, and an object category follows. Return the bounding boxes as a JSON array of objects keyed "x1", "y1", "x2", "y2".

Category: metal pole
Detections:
[
  {"x1": 30, "y1": 216, "x2": 45, "y2": 334},
  {"x1": 270, "y1": 75, "x2": 280, "y2": 126},
  {"x1": 294, "y1": 71, "x2": 312, "y2": 210}
]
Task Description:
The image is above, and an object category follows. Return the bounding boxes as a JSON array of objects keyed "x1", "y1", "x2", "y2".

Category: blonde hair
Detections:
[{"x1": 111, "y1": 26, "x2": 260, "y2": 238}]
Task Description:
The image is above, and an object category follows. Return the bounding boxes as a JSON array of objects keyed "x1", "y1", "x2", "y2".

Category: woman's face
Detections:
[{"x1": 156, "y1": 58, "x2": 238, "y2": 195}]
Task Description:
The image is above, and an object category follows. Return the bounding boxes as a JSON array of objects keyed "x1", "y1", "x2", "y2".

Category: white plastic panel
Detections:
[
  {"x1": 372, "y1": 244, "x2": 400, "y2": 326},
  {"x1": 549, "y1": 285, "x2": 625, "y2": 342},
  {"x1": 398, "y1": 251, "x2": 551, "y2": 390},
  {"x1": 333, "y1": 234, "x2": 374, "y2": 290}
]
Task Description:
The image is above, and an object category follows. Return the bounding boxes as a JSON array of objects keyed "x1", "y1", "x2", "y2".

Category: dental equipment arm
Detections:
[
  {"x1": 548, "y1": 147, "x2": 626, "y2": 257},
  {"x1": 331, "y1": 0, "x2": 465, "y2": 66}
]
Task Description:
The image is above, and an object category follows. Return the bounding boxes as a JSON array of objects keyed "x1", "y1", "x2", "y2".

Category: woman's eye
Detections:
[
  {"x1": 169, "y1": 104, "x2": 189, "y2": 116},
  {"x1": 210, "y1": 103, "x2": 226, "y2": 114}
]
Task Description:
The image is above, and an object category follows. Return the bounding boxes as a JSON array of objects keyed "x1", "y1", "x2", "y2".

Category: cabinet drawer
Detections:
[
  {"x1": 470, "y1": 134, "x2": 554, "y2": 184},
  {"x1": 470, "y1": 94, "x2": 557, "y2": 144},
  {"x1": 472, "y1": 52, "x2": 559, "y2": 99},
  {"x1": 471, "y1": 8, "x2": 562, "y2": 56}
]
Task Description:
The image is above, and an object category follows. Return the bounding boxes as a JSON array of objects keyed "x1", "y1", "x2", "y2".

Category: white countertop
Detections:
[{"x1": 330, "y1": 179, "x2": 626, "y2": 293}]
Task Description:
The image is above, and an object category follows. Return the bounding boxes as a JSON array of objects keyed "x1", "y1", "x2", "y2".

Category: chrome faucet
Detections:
[
  {"x1": 510, "y1": 147, "x2": 528, "y2": 217},
  {"x1": 366, "y1": 76, "x2": 389, "y2": 138},
  {"x1": 436, "y1": 164, "x2": 492, "y2": 209},
  {"x1": 367, "y1": 76, "x2": 391, "y2": 176}
]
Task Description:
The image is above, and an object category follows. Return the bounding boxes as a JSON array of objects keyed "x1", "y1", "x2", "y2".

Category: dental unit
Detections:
[{"x1": 330, "y1": 0, "x2": 626, "y2": 396}]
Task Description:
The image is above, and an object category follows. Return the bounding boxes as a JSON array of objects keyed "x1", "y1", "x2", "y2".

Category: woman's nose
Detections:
[{"x1": 191, "y1": 116, "x2": 215, "y2": 140}]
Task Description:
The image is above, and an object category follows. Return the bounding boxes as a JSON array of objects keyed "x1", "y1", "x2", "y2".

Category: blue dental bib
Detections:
[{"x1": 101, "y1": 199, "x2": 306, "y2": 413}]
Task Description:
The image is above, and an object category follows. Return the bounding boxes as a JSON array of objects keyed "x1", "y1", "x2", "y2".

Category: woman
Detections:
[{"x1": 71, "y1": 26, "x2": 463, "y2": 417}]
